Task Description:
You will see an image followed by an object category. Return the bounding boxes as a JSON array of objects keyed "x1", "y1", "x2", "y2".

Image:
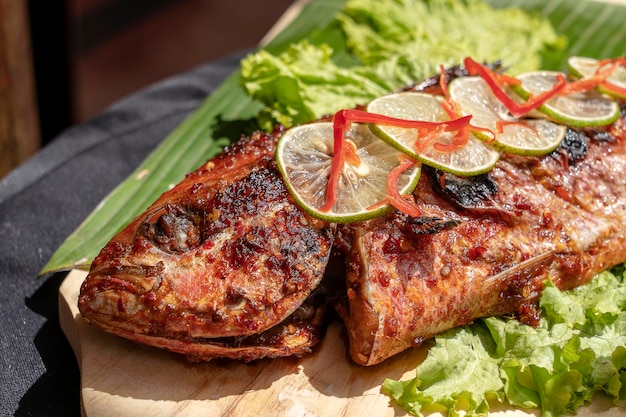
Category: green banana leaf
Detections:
[{"x1": 41, "y1": 0, "x2": 626, "y2": 274}]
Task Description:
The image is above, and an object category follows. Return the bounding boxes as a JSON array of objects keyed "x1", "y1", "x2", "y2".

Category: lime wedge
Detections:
[
  {"x1": 275, "y1": 122, "x2": 421, "y2": 223},
  {"x1": 568, "y1": 56, "x2": 626, "y2": 100},
  {"x1": 513, "y1": 70, "x2": 621, "y2": 128},
  {"x1": 448, "y1": 76, "x2": 567, "y2": 156},
  {"x1": 366, "y1": 91, "x2": 500, "y2": 176}
]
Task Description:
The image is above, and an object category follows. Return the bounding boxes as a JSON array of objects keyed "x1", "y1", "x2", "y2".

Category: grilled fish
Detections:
[
  {"x1": 79, "y1": 68, "x2": 626, "y2": 366},
  {"x1": 335, "y1": 125, "x2": 626, "y2": 365},
  {"x1": 78, "y1": 131, "x2": 336, "y2": 361}
]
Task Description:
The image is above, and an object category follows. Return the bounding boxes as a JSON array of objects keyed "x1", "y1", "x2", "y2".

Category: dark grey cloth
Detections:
[{"x1": 0, "y1": 51, "x2": 246, "y2": 417}]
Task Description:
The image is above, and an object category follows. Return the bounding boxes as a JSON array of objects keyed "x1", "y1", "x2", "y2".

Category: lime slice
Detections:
[
  {"x1": 276, "y1": 121, "x2": 421, "y2": 223},
  {"x1": 513, "y1": 70, "x2": 621, "y2": 128},
  {"x1": 366, "y1": 91, "x2": 500, "y2": 176},
  {"x1": 568, "y1": 56, "x2": 626, "y2": 100},
  {"x1": 448, "y1": 76, "x2": 567, "y2": 156}
]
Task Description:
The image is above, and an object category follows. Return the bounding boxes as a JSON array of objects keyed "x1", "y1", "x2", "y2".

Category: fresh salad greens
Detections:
[
  {"x1": 383, "y1": 270, "x2": 626, "y2": 416},
  {"x1": 240, "y1": 0, "x2": 565, "y2": 130}
]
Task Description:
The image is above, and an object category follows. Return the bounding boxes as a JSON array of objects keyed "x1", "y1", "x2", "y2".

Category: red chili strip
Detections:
[
  {"x1": 562, "y1": 59, "x2": 621, "y2": 94},
  {"x1": 415, "y1": 125, "x2": 446, "y2": 152},
  {"x1": 339, "y1": 109, "x2": 470, "y2": 132},
  {"x1": 602, "y1": 81, "x2": 626, "y2": 97},
  {"x1": 563, "y1": 58, "x2": 626, "y2": 96},
  {"x1": 436, "y1": 65, "x2": 477, "y2": 151},
  {"x1": 320, "y1": 108, "x2": 471, "y2": 212},
  {"x1": 319, "y1": 110, "x2": 351, "y2": 212},
  {"x1": 495, "y1": 120, "x2": 538, "y2": 136},
  {"x1": 600, "y1": 58, "x2": 626, "y2": 96},
  {"x1": 464, "y1": 57, "x2": 567, "y2": 117},
  {"x1": 385, "y1": 155, "x2": 422, "y2": 217},
  {"x1": 439, "y1": 64, "x2": 464, "y2": 119},
  {"x1": 432, "y1": 125, "x2": 470, "y2": 152}
]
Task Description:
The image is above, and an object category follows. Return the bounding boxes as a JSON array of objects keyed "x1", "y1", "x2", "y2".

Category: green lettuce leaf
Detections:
[
  {"x1": 240, "y1": 0, "x2": 565, "y2": 129},
  {"x1": 240, "y1": 41, "x2": 388, "y2": 130},
  {"x1": 382, "y1": 270, "x2": 626, "y2": 416},
  {"x1": 383, "y1": 325, "x2": 504, "y2": 417}
]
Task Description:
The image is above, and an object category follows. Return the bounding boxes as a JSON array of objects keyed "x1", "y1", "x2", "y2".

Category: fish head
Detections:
[{"x1": 78, "y1": 132, "x2": 336, "y2": 352}]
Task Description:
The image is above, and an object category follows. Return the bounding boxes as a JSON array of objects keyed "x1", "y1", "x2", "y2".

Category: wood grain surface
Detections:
[
  {"x1": 59, "y1": 270, "x2": 624, "y2": 417},
  {"x1": 0, "y1": 0, "x2": 41, "y2": 177}
]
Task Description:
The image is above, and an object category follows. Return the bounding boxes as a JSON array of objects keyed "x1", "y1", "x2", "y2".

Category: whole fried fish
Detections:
[{"x1": 79, "y1": 68, "x2": 626, "y2": 365}]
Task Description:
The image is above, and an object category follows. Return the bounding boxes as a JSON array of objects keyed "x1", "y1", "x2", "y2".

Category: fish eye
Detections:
[{"x1": 142, "y1": 205, "x2": 202, "y2": 253}]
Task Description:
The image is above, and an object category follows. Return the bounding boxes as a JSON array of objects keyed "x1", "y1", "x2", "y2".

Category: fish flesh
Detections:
[
  {"x1": 78, "y1": 131, "x2": 336, "y2": 361},
  {"x1": 79, "y1": 68, "x2": 626, "y2": 365},
  {"x1": 334, "y1": 127, "x2": 626, "y2": 365}
]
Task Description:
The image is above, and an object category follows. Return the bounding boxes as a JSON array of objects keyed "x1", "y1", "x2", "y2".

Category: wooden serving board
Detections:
[
  {"x1": 56, "y1": 1, "x2": 626, "y2": 414},
  {"x1": 59, "y1": 269, "x2": 624, "y2": 417}
]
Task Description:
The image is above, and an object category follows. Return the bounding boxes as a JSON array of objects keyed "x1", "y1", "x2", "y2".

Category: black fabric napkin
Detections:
[{"x1": 0, "y1": 51, "x2": 246, "y2": 417}]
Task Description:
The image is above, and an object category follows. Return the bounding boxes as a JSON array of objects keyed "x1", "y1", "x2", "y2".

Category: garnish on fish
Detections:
[{"x1": 79, "y1": 57, "x2": 626, "y2": 366}]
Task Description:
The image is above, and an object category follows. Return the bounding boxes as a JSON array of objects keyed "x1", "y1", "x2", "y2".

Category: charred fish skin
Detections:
[
  {"x1": 336, "y1": 117, "x2": 626, "y2": 366},
  {"x1": 79, "y1": 63, "x2": 626, "y2": 366},
  {"x1": 79, "y1": 130, "x2": 336, "y2": 361}
]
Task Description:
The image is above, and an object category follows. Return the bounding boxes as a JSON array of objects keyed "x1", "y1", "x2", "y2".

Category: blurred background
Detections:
[{"x1": 1, "y1": 0, "x2": 295, "y2": 177}]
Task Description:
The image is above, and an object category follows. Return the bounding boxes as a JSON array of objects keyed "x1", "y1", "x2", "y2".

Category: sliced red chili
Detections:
[
  {"x1": 321, "y1": 109, "x2": 471, "y2": 212},
  {"x1": 437, "y1": 65, "x2": 480, "y2": 151},
  {"x1": 320, "y1": 110, "x2": 351, "y2": 212},
  {"x1": 415, "y1": 125, "x2": 446, "y2": 152},
  {"x1": 464, "y1": 57, "x2": 566, "y2": 117},
  {"x1": 565, "y1": 58, "x2": 626, "y2": 96},
  {"x1": 601, "y1": 82, "x2": 626, "y2": 97},
  {"x1": 600, "y1": 58, "x2": 626, "y2": 96},
  {"x1": 495, "y1": 120, "x2": 538, "y2": 136},
  {"x1": 385, "y1": 155, "x2": 422, "y2": 217}
]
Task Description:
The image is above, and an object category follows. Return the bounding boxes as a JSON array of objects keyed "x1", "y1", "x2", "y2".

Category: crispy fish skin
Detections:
[
  {"x1": 336, "y1": 120, "x2": 626, "y2": 366},
  {"x1": 78, "y1": 130, "x2": 335, "y2": 361},
  {"x1": 79, "y1": 64, "x2": 626, "y2": 366}
]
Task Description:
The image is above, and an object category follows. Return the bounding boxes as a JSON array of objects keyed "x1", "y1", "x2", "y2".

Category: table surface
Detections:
[
  {"x1": 0, "y1": 49, "x2": 247, "y2": 417},
  {"x1": 3, "y1": 1, "x2": 626, "y2": 415}
]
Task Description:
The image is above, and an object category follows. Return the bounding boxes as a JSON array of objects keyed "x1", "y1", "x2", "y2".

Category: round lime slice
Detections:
[
  {"x1": 448, "y1": 76, "x2": 567, "y2": 156},
  {"x1": 568, "y1": 56, "x2": 626, "y2": 100},
  {"x1": 366, "y1": 91, "x2": 500, "y2": 176},
  {"x1": 275, "y1": 121, "x2": 421, "y2": 223},
  {"x1": 514, "y1": 70, "x2": 621, "y2": 128}
]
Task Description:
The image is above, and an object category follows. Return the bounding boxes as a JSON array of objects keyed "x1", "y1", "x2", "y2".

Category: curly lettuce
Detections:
[
  {"x1": 382, "y1": 270, "x2": 626, "y2": 416},
  {"x1": 240, "y1": 0, "x2": 565, "y2": 130}
]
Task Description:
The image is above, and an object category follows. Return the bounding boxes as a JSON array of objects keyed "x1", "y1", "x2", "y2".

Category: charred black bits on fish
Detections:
[
  {"x1": 403, "y1": 64, "x2": 471, "y2": 94},
  {"x1": 399, "y1": 215, "x2": 461, "y2": 235},
  {"x1": 142, "y1": 204, "x2": 202, "y2": 253},
  {"x1": 226, "y1": 236, "x2": 267, "y2": 270},
  {"x1": 557, "y1": 128, "x2": 589, "y2": 163},
  {"x1": 206, "y1": 167, "x2": 285, "y2": 234},
  {"x1": 428, "y1": 167, "x2": 498, "y2": 209}
]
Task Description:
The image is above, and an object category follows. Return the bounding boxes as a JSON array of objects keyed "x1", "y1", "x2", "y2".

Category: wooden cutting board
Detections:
[{"x1": 59, "y1": 269, "x2": 624, "y2": 417}]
